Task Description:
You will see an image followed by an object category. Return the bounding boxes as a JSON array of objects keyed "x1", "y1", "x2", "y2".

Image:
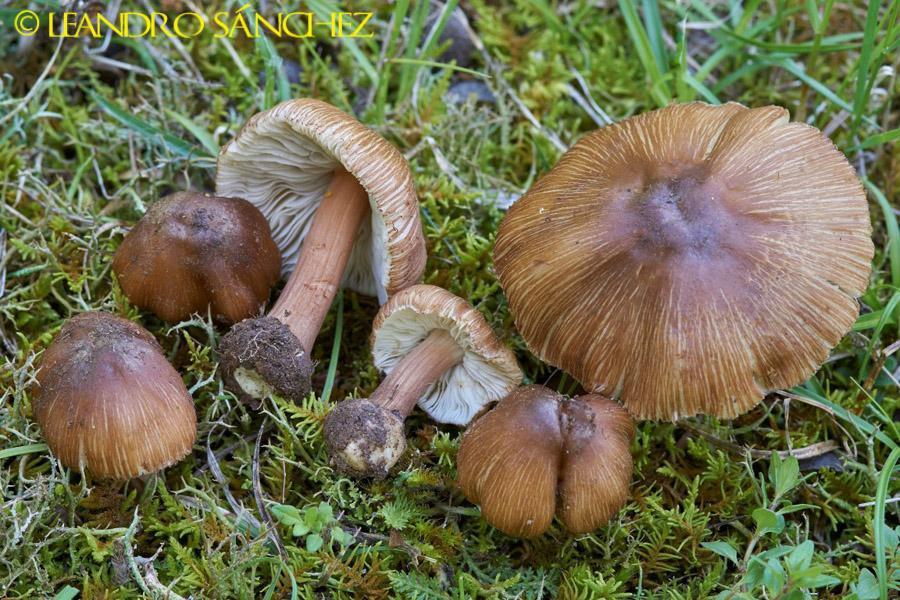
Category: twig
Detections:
[
  {"x1": 0, "y1": 34, "x2": 65, "y2": 127},
  {"x1": 457, "y1": 9, "x2": 567, "y2": 152},
  {"x1": 193, "y1": 424, "x2": 273, "y2": 476},
  {"x1": 121, "y1": 509, "x2": 152, "y2": 596},
  {"x1": 204, "y1": 425, "x2": 263, "y2": 532},
  {"x1": 858, "y1": 495, "x2": 900, "y2": 508},
  {"x1": 140, "y1": 559, "x2": 188, "y2": 600},
  {"x1": 252, "y1": 423, "x2": 286, "y2": 559},
  {"x1": 341, "y1": 525, "x2": 422, "y2": 564},
  {"x1": 680, "y1": 421, "x2": 839, "y2": 460}
]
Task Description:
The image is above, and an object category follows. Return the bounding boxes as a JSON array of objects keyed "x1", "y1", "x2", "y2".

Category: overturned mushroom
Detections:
[
  {"x1": 216, "y1": 99, "x2": 425, "y2": 405},
  {"x1": 112, "y1": 192, "x2": 281, "y2": 324},
  {"x1": 324, "y1": 284, "x2": 522, "y2": 479},
  {"x1": 494, "y1": 102, "x2": 874, "y2": 421},
  {"x1": 457, "y1": 385, "x2": 633, "y2": 538},
  {"x1": 31, "y1": 312, "x2": 196, "y2": 479}
]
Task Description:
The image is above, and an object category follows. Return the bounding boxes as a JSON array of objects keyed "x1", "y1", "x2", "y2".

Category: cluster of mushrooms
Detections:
[{"x1": 32, "y1": 99, "x2": 874, "y2": 539}]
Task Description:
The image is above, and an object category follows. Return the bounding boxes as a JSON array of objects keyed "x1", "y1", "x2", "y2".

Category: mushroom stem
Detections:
[
  {"x1": 270, "y1": 168, "x2": 371, "y2": 351},
  {"x1": 369, "y1": 329, "x2": 465, "y2": 417}
]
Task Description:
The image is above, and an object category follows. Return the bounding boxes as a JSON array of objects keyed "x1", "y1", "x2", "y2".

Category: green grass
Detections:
[{"x1": 1, "y1": 1, "x2": 899, "y2": 598}]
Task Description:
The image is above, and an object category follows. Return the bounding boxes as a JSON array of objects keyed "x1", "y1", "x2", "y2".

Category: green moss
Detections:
[{"x1": 1, "y1": 1, "x2": 898, "y2": 598}]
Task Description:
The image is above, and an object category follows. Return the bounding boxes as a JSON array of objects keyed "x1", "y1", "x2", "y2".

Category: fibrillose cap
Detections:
[
  {"x1": 494, "y1": 102, "x2": 874, "y2": 421},
  {"x1": 32, "y1": 312, "x2": 196, "y2": 479},
  {"x1": 216, "y1": 98, "x2": 425, "y2": 303},
  {"x1": 457, "y1": 385, "x2": 634, "y2": 538},
  {"x1": 371, "y1": 284, "x2": 522, "y2": 425}
]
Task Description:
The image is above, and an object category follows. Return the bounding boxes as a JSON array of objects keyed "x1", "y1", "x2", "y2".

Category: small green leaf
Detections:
[
  {"x1": 331, "y1": 526, "x2": 354, "y2": 547},
  {"x1": 785, "y1": 540, "x2": 814, "y2": 573},
  {"x1": 317, "y1": 502, "x2": 334, "y2": 522},
  {"x1": 53, "y1": 586, "x2": 79, "y2": 600},
  {"x1": 778, "y1": 503, "x2": 819, "y2": 515},
  {"x1": 801, "y1": 572, "x2": 842, "y2": 588},
  {"x1": 292, "y1": 522, "x2": 310, "y2": 537},
  {"x1": 852, "y1": 568, "x2": 880, "y2": 600},
  {"x1": 758, "y1": 545, "x2": 794, "y2": 561},
  {"x1": 269, "y1": 504, "x2": 302, "y2": 526},
  {"x1": 701, "y1": 541, "x2": 739, "y2": 565},
  {"x1": 772, "y1": 454, "x2": 800, "y2": 498},
  {"x1": 761, "y1": 558, "x2": 786, "y2": 595},
  {"x1": 305, "y1": 533, "x2": 324, "y2": 553},
  {"x1": 753, "y1": 508, "x2": 785, "y2": 536}
]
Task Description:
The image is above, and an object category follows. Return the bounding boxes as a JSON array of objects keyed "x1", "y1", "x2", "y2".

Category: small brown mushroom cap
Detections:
[
  {"x1": 494, "y1": 102, "x2": 874, "y2": 421},
  {"x1": 31, "y1": 312, "x2": 197, "y2": 479},
  {"x1": 216, "y1": 98, "x2": 426, "y2": 303},
  {"x1": 371, "y1": 284, "x2": 523, "y2": 425},
  {"x1": 457, "y1": 386, "x2": 560, "y2": 537},
  {"x1": 112, "y1": 192, "x2": 281, "y2": 324},
  {"x1": 457, "y1": 385, "x2": 633, "y2": 538},
  {"x1": 557, "y1": 394, "x2": 634, "y2": 534}
]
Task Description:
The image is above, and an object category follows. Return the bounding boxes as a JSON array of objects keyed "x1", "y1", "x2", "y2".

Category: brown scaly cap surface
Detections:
[
  {"x1": 216, "y1": 98, "x2": 425, "y2": 303},
  {"x1": 31, "y1": 312, "x2": 197, "y2": 479},
  {"x1": 371, "y1": 284, "x2": 523, "y2": 425},
  {"x1": 457, "y1": 385, "x2": 634, "y2": 538},
  {"x1": 494, "y1": 102, "x2": 874, "y2": 421},
  {"x1": 112, "y1": 192, "x2": 281, "y2": 324}
]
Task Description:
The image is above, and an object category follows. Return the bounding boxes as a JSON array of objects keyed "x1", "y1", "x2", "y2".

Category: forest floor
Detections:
[{"x1": 1, "y1": 1, "x2": 898, "y2": 598}]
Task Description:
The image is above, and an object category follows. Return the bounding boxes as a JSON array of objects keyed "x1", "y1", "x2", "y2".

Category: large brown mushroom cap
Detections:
[
  {"x1": 112, "y1": 192, "x2": 281, "y2": 324},
  {"x1": 457, "y1": 385, "x2": 633, "y2": 538},
  {"x1": 494, "y1": 102, "x2": 874, "y2": 421},
  {"x1": 215, "y1": 98, "x2": 425, "y2": 303},
  {"x1": 31, "y1": 312, "x2": 197, "y2": 479},
  {"x1": 371, "y1": 284, "x2": 523, "y2": 425}
]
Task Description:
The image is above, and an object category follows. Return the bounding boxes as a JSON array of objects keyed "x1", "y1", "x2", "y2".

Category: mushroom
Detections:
[
  {"x1": 31, "y1": 312, "x2": 196, "y2": 479},
  {"x1": 323, "y1": 284, "x2": 522, "y2": 479},
  {"x1": 112, "y1": 192, "x2": 281, "y2": 324},
  {"x1": 215, "y1": 99, "x2": 425, "y2": 405},
  {"x1": 457, "y1": 385, "x2": 633, "y2": 538},
  {"x1": 493, "y1": 102, "x2": 874, "y2": 421}
]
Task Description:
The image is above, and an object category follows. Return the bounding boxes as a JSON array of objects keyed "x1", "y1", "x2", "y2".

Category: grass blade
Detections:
[
  {"x1": 851, "y1": 1, "x2": 882, "y2": 138},
  {"x1": 88, "y1": 90, "x2": 200, "y2": 158},
  {"x1": 619, "y1": 0, "x2": 671, "y2": 106},
  {"x1": 853, "y1": 128, "x2": 900, "y2": 151},
  {"x1": 372, "y1": 0, "x2": 410, "y2": 121},
  {"x1": 864, "y1": 178, "x2": 900, "y2": 287},
  {"x1": 165, "y1": 109, "x2": 219, "y2": 157},
  {"x1": 874, "y1": 448, "x2": 900, "y2": 600},
  {"x1": 388, "y1": 58, "x2": 488, "y2": 79},
  {"x1": 641, "y1": 0, "x2": 668, "y2": 75},
  {"x1": 306, "y1": 0, "x2": 378, "y2": 84},
  {"x1": 0, "y1": 443, "x2": 48, "y2": 460},
  {"x1": 396, "y1": 0, "x2": 431, "y2": 103},
  {"x1": 788, "y1": 387, "x2": 898, "y2": 452},
  {"x1": 320, "y1": 292, "x2": 344, "y2": 405}
]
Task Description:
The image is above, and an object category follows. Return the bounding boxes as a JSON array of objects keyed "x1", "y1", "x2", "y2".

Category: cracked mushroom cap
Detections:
[
  {"x1": 112, "y1": 192, "x2": 281, "y2": 324},
  {"x1": 457, "y1": 385, "x2": 634, "y2": 538},
  {"x1": 371, "y1": 284, "x2": 522, "y2": 425},
  {"x1": 215, "y1": 98, "x2": 425, "y2": 303},
  {"x1": 494, "y1": 102, "x2": 874, "y2": 421},
  {"x1": 31, "y1": 312, "x2": 196, "y2": 479}
]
